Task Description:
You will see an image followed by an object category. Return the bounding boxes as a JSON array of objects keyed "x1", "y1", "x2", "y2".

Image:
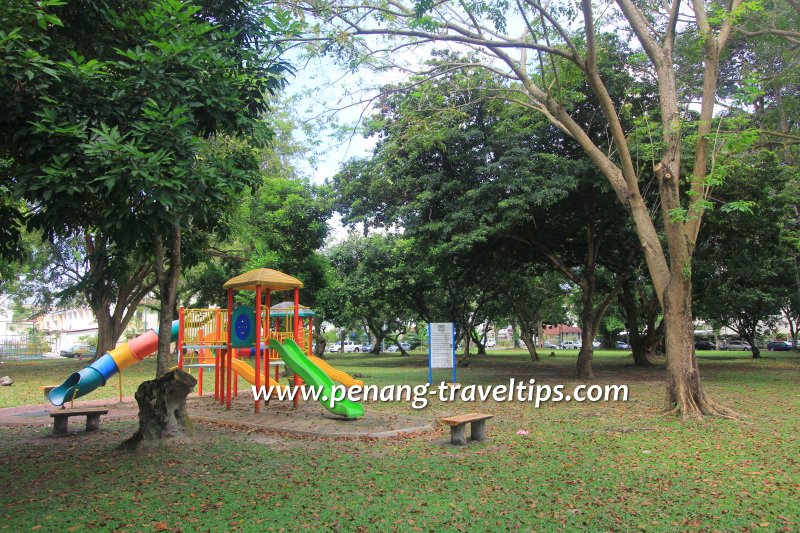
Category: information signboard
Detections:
[{"x1": 428, "y1": 322, "x2": 456, "y2": 384}]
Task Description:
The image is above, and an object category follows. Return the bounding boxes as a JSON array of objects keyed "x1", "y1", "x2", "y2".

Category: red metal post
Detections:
[
  {"x1": 267, "y1": 290, "x2": 272, "y2": 347},
  {"x1": 226, "y1": 288, "x2": 233, "y2": 409},
  {"x1": 293, "y1": 288, "x2": 300, "y2": 341},
  {"x1": 254, "y1": 284, "x2": 262, "y2": 414},
  {"x1": 214, "y1": 308, "x2": 221, "y2": 400},
  {"x1": 177, "y1": 306, "x2": 185, "y2": 369},
  {"x1": 214, "y1": 349, "x2": 219, "y2": 400},
  {"x1": 198, "y1": 368, "x2": 203, "y2": 396},
  {"x1": 266, "y1": 289, "x2": 273, "y2": 379},
  {"x1": 293, "y1": 287, "x2": 301, "y2": 407}
]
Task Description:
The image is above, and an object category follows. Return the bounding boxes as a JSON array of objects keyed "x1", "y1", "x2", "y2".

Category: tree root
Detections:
[{"x1": 662, "y1": 389, "x2": 742, "y2": 420}]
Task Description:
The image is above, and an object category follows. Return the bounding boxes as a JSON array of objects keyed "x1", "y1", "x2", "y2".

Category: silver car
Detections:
[
  {"x1": 725, "y1": 340, "x2": 751, "y2": 351},
  {"x1": 387, "y1": 342, "x2": 411, "y2": 352},
  {"x1": 59, "y1": 343, "x2": 96, "y2": 358}
]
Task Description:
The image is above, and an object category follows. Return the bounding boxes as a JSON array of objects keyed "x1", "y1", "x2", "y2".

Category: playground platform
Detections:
[{"x1": 0, "y1": 395, "x2": 434, "y2": 439}]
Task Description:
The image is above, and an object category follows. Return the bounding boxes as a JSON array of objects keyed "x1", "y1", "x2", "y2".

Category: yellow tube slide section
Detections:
[
  {"x1": 109, "y1": 344, "x2": 138, "y2": 371},
  {"x1": 307, "y1": 355, "x2": 364, "y2": 388},
  {"x1": 229, "y1": 358, "x2": 287, "y2": 392}
]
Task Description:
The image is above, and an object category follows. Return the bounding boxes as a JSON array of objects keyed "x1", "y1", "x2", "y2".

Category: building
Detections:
[
  {"x1": 37, "y1": 305, "x2": 159, "y2": 354},
  {"x1": 543, "y1": 324, "x2": 582, "y2": 345}
]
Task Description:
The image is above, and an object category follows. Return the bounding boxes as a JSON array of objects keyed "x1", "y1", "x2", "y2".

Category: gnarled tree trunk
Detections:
[{"x1": 122, "y1": 369, "x2": 197, "y2": 450}]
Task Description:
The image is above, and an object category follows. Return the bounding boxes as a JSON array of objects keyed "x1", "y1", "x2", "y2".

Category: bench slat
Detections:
[
  {"x1": 50, "y1": 408, "x2": 109, "y2": 417},
  {"x1": 50, "y1": 408, "x2": 109, "y2": 435},
  {"x1": 439, "y1": 413, "x2": 493, "y2": 426}
]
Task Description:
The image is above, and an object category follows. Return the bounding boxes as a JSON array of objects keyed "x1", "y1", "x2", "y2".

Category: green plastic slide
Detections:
[{"x1": 269, "y1": 338, "x2": 364, "y2": 419}]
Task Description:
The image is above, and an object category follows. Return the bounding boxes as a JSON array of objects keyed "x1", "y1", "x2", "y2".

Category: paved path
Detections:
[{"x1": 0, "y1": 394, "x2": 434, "y2": 439}]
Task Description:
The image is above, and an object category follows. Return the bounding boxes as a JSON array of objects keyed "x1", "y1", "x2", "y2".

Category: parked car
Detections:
[
  {"x1": 60, "y1": 343, "x2": 96, "y2": 358},
  {"x1": 616, "y1": 341, "x2": 631, "y2": 350},
  {"x1": 543, "y1": 341, "x2": 559, "y2": 349},
  {"x1": 695, "y1": 340, "x2": 716, "y2": 350},
  {"x1": 725, "y1": 340, "x2": 751, "y2": 351},
  {"x1": 486, "y1": 339, "x2": 496, "y2": 348},
  {"x1": 387, "y1": 342, "x2": 411, "y2": 353},
  {"x1": 361, "y1": 343, "x2": 374, "y2": 352},
  {"x1": 592, "y1": 340, "x2": 601, "y2": 348},
  {"x1": 767, "y1": 340, "x2": 792, "y2": 351},
  {"x1": 560, "y1": 340, "x2": 581, "y2": 350},
  {"x1": 328, "y1": 340, "x2": 360, "y2": 353}
]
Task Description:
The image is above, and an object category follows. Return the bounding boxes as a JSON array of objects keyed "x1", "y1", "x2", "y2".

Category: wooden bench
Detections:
[
  {"x1": 439, "y1": 413, "x2": 493, "y2": 445},
  {"x1": 50, "y1": 408, "x2": 109, "y2": 435}
]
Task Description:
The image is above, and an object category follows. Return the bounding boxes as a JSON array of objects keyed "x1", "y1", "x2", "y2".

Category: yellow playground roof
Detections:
[{"x1": 223, "y1": 268, "x2": 304, "y2": 291}]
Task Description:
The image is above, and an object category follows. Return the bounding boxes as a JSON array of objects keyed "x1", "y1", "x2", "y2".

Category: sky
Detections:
[
  {"x1": 283, "y1": 56, "x2": 378, "y2": 244},
  {"x1": 283, "y1": 47, "x2": 427, "y2": 244},
  {"x1": 283, "y1": 30, "x2": 448, "y2": 186},
  {"x1": 287, "y1": 56, "x2": 380, "y2": 186}
]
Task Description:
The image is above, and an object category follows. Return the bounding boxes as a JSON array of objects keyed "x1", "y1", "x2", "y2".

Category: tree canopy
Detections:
[
  {"x1": 294, "y1": 0, "x2": 800, "y2": 417},
  {"x1": 1, "y1": 0, "x2": 300, "y2": 374}
]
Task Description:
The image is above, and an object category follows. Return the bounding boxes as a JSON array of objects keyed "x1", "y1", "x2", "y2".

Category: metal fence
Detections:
[{"x1": 0, "y1": 335, "x2": 47, "y2": 360}]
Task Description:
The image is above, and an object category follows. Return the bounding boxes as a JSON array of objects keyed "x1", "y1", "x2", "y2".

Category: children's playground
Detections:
[
  {"x1": 17, "y1": 269, "x2": 431, "y2": 438},
  {"x1": 0, "y1": 269, "x2": 797, "y2": 530}
]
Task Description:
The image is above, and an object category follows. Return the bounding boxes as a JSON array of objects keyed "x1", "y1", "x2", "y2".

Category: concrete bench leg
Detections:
[
  {"x1": 53, "y1": 417, "x2": 68, "y2": 435},
  {"x1": 471, "y1": 420, "x2": 487, "y2": 442},
  {"x1": 85, "y1": 414, "x2": 101, "y2": 432},
  {"x1": 450, "y1": 424, "x2": 467, "y2": 445}
]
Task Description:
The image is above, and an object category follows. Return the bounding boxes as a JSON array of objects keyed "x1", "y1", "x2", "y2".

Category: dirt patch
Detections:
[{"x1": 187, "y1": 395, "x2": 435, "y2": 439}]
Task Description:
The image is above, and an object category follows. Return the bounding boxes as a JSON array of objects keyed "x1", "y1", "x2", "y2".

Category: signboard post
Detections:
[{"x1": 428, "y1": 322, "x2": 456, "y2": 384}]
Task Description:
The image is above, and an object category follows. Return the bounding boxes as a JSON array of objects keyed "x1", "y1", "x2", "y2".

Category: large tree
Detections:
[
  {"x1": 6, "y1": 233, "x2": 156, "y2": 360},
  {"x1": 334, "y1": 60, "x2": 642, "y2": 376},
  {"x1": 294, "y1": 0, "x2": 795, "y2": 417},
  {"x1": 1, "y1": 0, "x2": 299, "y2": 375},
  {"x1": 323, "y1": 233, "x2": 416, "y2": 354},
  {"x1": 181, "y1": 107, "x2": 331, "y2": 309}
]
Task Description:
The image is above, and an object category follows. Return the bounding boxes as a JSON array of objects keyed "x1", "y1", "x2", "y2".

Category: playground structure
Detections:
[
  {"x1": 47, "y1": 268, "x2": 365, "y2": 418},
  {"x1": 178, "y1": 268, "x2": 364, "y2": 418}
]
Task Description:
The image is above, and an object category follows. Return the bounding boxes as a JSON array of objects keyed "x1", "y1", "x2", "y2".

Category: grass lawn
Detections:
[{"x1": 0, "y1": 349, "x2": 798, "y2": 531}]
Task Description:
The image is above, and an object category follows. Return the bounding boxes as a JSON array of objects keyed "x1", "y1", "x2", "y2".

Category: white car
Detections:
[
  {"x1": 560, "y1": 340, "x2": 582, "y2": 350},
  {"x1": 486, "y1": 339, "x2": 496, "y2": 348},
  {"x1": 329, "y1": 340, "x2": 360, "y2": 353}
]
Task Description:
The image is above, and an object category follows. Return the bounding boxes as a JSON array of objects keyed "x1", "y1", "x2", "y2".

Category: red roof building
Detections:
[{"x1": 543, "y1": 324, "x2": 582, "y2": 343}]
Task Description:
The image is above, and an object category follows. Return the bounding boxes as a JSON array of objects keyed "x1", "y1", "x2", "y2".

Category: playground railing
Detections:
[
  {"x1": 182, "y1": 308, "x2": 227, "y2": 346},
  {"x1": 180, "y1": 308, "x2": 312, "y2": 362}
]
